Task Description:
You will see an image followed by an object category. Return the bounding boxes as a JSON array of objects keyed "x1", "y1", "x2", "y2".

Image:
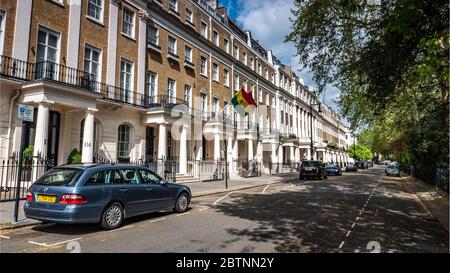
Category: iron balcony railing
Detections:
[{"x1": 147, "y1": 95, "x2": 189, "y2": 110}]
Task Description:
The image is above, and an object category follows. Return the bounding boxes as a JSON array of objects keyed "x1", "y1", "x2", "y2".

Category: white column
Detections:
[
  {"x1": 137, "y1": 11, "x2": 148, "y2": 101},
  {"x1": 179, "y1": 125, "x2": 187, "y2": 174},
  {"x1": 81, "y1": 109, "x2": 96, "y2": 163},
  {"x1": 232, "y1": 139, "x2": 238, "y2": 173},
  {"x1": 158, "y1": 123, "x2": 167, "y2": 160},
  {"x1": 278, "y1": 145, "x2": 283, "y2": 163},
  {"x1": 248, "y1": 139, "x2": 253, "y2": 161},
  {"x1": 12, "y1": 0, "x2": 32, "y2": 61},
  {"x1": 33, "y1": 103, "x2": 50, "y2": 158},
  {"x1": 106, "y1": 0, "x2": 120, "y2": 86},
  {"x1": 307, "y1": 148, "x2": 311, "y2": 160},
  {"x1": 256, "y1": 141, "x2": 262, "y2": 162},
  {"x1": 290, "y1": 146, "x2": 295, "y2": 162},
  {"x1": 214, "y1": 133, "x2": 220, "y2": 160},
  {"x1": 33, "y1": 102, "x2": 49, "y2": 181},
  {"x1": 227, "y1": 136, "x2": 233, "y2": 170},
  {"x1": 67, "y1": 0, "x2": 82, "y2": 69}
]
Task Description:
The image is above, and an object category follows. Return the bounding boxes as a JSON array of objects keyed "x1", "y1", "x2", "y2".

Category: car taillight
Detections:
[
  {"x1": 60, "y1": 194, "x2": 87, "y2": 205},
  {"x1": 26, "y1": 191, "x2": 33, "y2": 202}
]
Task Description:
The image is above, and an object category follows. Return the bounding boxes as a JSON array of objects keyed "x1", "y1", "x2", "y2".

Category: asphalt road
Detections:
[{"x1": 0, "y1": 166, "x2": 448, "y2": 253}]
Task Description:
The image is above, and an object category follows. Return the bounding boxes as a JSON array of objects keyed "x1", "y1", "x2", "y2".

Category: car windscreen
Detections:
[
  {"x1": 326, "y1": 164, "x2": 337, "y2": 168},
  {"x1": 34, "y1": 168, "x2": 82, "y2": 186},
  {"x1": 302, "y1": 162, "x2": 319, "y2": 167}
]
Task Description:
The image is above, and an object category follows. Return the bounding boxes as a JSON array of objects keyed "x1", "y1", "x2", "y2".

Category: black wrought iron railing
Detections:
[
  {"x1": 0, "y1": 55, "x2": 34, "y2": 81},
  {"x1": 147, "y1": 95, "x2": 189, "y2": 110}
]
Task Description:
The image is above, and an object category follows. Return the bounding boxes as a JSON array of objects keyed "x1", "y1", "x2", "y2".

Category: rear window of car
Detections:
[
  {"x1": 302, "y1": 162, "x2": 319, "y2": 167},
  {"x1": 327, "y1": 164, "x2": 337, "y2": 168},
  {"x1": 34, "y1": 168, "x2": 82, "y2": 186}
]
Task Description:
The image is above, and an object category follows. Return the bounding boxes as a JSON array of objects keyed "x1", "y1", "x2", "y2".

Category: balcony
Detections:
[
  {"x1": 167, "y1": 51, "x2": 180, "y2": 63},
  {"x1": 146, "y1": 95, "x2": 189, "y2": 111},
  {"x1": 279, "y1": 133, "x2": 299, "y2": 146},
  {"x1": 0, "y1": 55, "x2": 150, "y2": 109},
  {"x1": 183, "y1": 59, "x2": 195, "y2": 70}
]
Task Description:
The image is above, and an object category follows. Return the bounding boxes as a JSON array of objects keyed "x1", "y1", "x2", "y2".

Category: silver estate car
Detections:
[{"x1": 24, "y1": 164, "x2": 191, "y2": 229}]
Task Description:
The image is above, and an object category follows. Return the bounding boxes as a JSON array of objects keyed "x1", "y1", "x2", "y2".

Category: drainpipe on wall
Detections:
[{"x1": 6, "y1": 89, "x2": 21, "y2": 160}]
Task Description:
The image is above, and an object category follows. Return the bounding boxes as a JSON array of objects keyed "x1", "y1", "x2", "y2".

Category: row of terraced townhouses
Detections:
[{"x1": 0, "y1": 0, "x2": 352, "y2": 186}]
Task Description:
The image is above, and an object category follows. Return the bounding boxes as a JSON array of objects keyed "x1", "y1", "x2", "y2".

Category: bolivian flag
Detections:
[{"x1": 231, "y1": 86, "x2": 257, "y2": 118}]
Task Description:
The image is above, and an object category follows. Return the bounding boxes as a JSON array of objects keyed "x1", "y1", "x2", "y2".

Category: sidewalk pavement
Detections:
[
  {"x1": 0, "y1": 173, "x2": 299, "y2": 230},
  {"x1": 400, "y1": 172, "x2": 449, "y2": 232}
]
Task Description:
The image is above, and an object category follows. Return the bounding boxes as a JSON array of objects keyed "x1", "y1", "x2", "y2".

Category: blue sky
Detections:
[{"x1": 219, "y1": 0, "x2": 341, "y2": 114}]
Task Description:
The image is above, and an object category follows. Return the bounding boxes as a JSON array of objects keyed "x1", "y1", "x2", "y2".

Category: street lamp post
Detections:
[{"x1": 309, "y1": 103, "x2": 321, "y2": 160}]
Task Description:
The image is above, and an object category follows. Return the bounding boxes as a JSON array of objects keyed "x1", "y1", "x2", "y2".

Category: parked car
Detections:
[
  {"x1": 24, "y1": 164, "x2": 192, "y2": 230},
  {"x1": 356, "y1": 161, "x2": 368, "y2": 169},
  {"x1": 300, "y1": 160, "x2": 327, "y2": 180},
  {"x1": 385, "y1": 165, "x2": 400, "y2": 177},
  {"x1": 367, "y1": 161, "x2": 374, "y2": 168},
  {"x1": 345, "y1": 163, "x2": 358, "y2": 172},
  {"x1": 326, "y1": 164, "x2": 342, "y2": 176}
]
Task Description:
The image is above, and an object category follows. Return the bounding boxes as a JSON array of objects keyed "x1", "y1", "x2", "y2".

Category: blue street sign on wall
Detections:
[{"x1": 18, "y1": 104, "x2": 34, "y2": 122}]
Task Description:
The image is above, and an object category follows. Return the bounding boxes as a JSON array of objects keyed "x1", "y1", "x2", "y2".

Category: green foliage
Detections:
[
  {"x1": 23, "y1": 145, "x2": 33, "y2": 161},
  {"x1": 286, "y1": 0, "x2": 449, "y2": 169},
  {"x1": 67, "y1": 149, "x2": 82, "y2": 164},
  {"x1": 349, "y1": 144, "x2": 373, "y2": 161}
]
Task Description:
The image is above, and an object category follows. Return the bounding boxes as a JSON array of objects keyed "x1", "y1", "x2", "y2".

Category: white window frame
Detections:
[
  {"x1": 185, "y1": 9, "x2": 193, "y2": 23},
  {"x1": 212, "y1": 63, "x2": 218, "y2": 82},
  {"x1": 250, "y1": 57, "x2": 254, "y2": 70},
  {"x1": 120, "y1": 58, "x2": 134, "y2": 102},
  {"x1": 223, "y1": 38, "x2": 229, "y2": 53},
  {"x1": 200, "y1": 56, "x2": 208, "y2": 76},
  {"x1": 0, "y1": 10, "x2": 5, "y2": 56},
  {"x1": 234, "y1": 74, "x2": 239, "y2": 91},
  {"x1": 201, "y1": 21, "x2": 208, "y2": 39},
  {"x1": 147, "y1": 71, "x2": 158, "y2": 101},
  {"x1": 168, "y1": 78, "x2": 176, "y2": 103},
  {"x1": 242, "y1": 51, "x2": 247, "y2": 65},
  {"x1": 87, "y1": 0, "x2": 104, "y2": 23},
  {"x1": 184, "y1": 84, "x2": 192, "y2": 110},
  {"x1": 184, "y1": 46, "x2": 192, "y2": 62},
  {"x1": 223, "y1": 68, "x2": 229, "y2": 87},
  {"x1": 122, "y1": 6, "x2": 135, "y2": 39},
  {"x1": 213, "y1": 29, "x2": 219, "y2": 46},
  {"x1": 84, "y1": 44, "x2": 102, "y2": 82},
  {"x1": 233, "y1": 45, "x2": 239, "y2": 60},
  {"x1": 148, "y1": 26, "x2": 159, "y2": 46},
  {"x1": 168, "y1": 36, "x2": 177, "y2": 55},
  {"x1": 169, "y1": 0, "x2": 178, "y2": 12}
]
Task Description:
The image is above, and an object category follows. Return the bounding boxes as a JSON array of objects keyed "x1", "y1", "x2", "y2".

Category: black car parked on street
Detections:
[{"x1": 300, "y1": 160, "x2": 328, "y2": 180}]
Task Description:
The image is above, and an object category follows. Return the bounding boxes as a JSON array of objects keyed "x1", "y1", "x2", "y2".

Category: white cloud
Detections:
[{"x1": 231, "y1": 0, "x2": 341, "y2": 112}]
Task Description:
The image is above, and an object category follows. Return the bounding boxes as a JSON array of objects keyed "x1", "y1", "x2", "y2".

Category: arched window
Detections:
[{"x1": 117, "y1": 124, "x2": 130, "y2": 162}]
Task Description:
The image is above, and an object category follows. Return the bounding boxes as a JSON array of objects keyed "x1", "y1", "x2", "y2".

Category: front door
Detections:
[
  {"x1": 146, "y1": 127, "x2": 154, "y2": 161},
  {"x1": 36, "y1": 27, "x2": 59, "y2": 80},
  {"x1": 47, "y1": 111, "x2": 60, "y2": 167}
]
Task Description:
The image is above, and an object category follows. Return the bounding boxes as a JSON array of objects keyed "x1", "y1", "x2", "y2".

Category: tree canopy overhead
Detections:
[{"x1": 286, "y1": 0, "x2": 449, "y2": 168}]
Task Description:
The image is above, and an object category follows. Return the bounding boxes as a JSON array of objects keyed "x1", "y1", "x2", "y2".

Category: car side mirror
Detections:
[{"x1": 160, "y1": 179, "x2": 167, "y2": 185}]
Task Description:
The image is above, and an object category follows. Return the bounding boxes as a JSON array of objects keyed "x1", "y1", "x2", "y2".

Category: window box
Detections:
[{"x1": 148, "y1": 42, "x2": 161, "y2": 53}]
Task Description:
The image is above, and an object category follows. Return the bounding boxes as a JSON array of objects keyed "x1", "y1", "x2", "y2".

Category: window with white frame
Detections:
[
  {"x1": 234, "y1": 74, "x2": 239, "y2": 90},
  {"x1": 87, "y1": 0, "x2": 103, "y2": 22},
  {"x1": 120, "y1": 58, "x2": 133, "y2": 102},
  {"x1": 185, "y1": 9, "x2": 193, "y2": 23},
  {"x1": 200, "y1": 56, "x2": 207, "y2": 76},
  {"x1": 223, "y1": 68, "x2": 229, "y2": 87},
  {"x1": 168, "y1": 36, "x2": 177, "y2": 55},
  {"x1": 148, "y1": 26, "x2": 159, "y2": 46},
  {"x1": 213, "y1": 30, "x2": 219, "y2": 46},
  {"x1": 265, "y1": 68, "x2": 268, "y2": 80},
  {"x1": 250, "y1": 57, "x2": 254, "y2": 70},
  {"x1": 258, "y1": 62, "x2": 262, "y2": 75},
  {"x1": 242, "y1": 51, "x2": 247, "y2": 65},
  {"x1": 147, "y1": 71, "x2": 157, "y2": 101},
  {"x1": 233, "y1": 45, "x2": 239, "y2": 60},
  {"x1": 223, "y1": 38, "x2": 229, "y2": 53},
  {"x1": 118, "y1": 124, "x2": 130, "y2": 160},
  {"x1": 184, "y1": 85, "x2": 192, "y2": 109},
  {"x1": 122, "y1": 7, "x2": 135, "y2": 38},
  {"x1": 84, "y1": 45, "x2": 101, "y2": 82},
  {"x1": 212, "y1": 63, "x2": 218, "y2": 81},
  {"x1": 0, "y1": 10, "x2": 5, "y2": 56},
  {"x1": 200, "y1": 93, "x2": 208, "y2": 118},
  {"x1": 169, "y1": 0, "x2": 178, "y2": 12},
  {"x1": 167, "y1": 78, "x2": 176, "y2": 103},
  {"x1": 184, "y1": 46, "x2": 192, "y2": 63},
  {"x1": 201, "y1": 21, "x2": 208, "y2": 38},
  {"x1": 212, "y1": 97, "x2": 219, "y2": 117}
]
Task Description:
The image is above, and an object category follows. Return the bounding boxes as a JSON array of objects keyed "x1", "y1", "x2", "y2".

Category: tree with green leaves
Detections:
[{"x1": 286, "y1": 0, "x2": 449, "y2": 169}]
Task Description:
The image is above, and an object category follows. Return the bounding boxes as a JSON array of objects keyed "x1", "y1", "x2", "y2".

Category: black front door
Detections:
[
  {"x1": 47, "y1": 111, "x2": 60, "y2": 167},
  {"x1": 146, "y1": 127, "x2": 154, "y2": 161}
]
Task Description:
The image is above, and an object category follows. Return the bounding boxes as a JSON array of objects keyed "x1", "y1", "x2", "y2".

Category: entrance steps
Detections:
[{"x1": 175, "y1": 173, "x2": 199, "y2": 184}]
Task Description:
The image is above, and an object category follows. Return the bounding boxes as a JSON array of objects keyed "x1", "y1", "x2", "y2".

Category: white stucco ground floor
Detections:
[{"x1": 0, "y1": 81, "x2": 351, "y2": 184}]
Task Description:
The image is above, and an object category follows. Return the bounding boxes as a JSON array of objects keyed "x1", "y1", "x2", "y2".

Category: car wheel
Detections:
[
  {"x1": 174, "y1": 192, "x2": 190, "y2": 213},
  {"x1": 101, "y1": 202, "x2": 124, "y2": 230}
]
